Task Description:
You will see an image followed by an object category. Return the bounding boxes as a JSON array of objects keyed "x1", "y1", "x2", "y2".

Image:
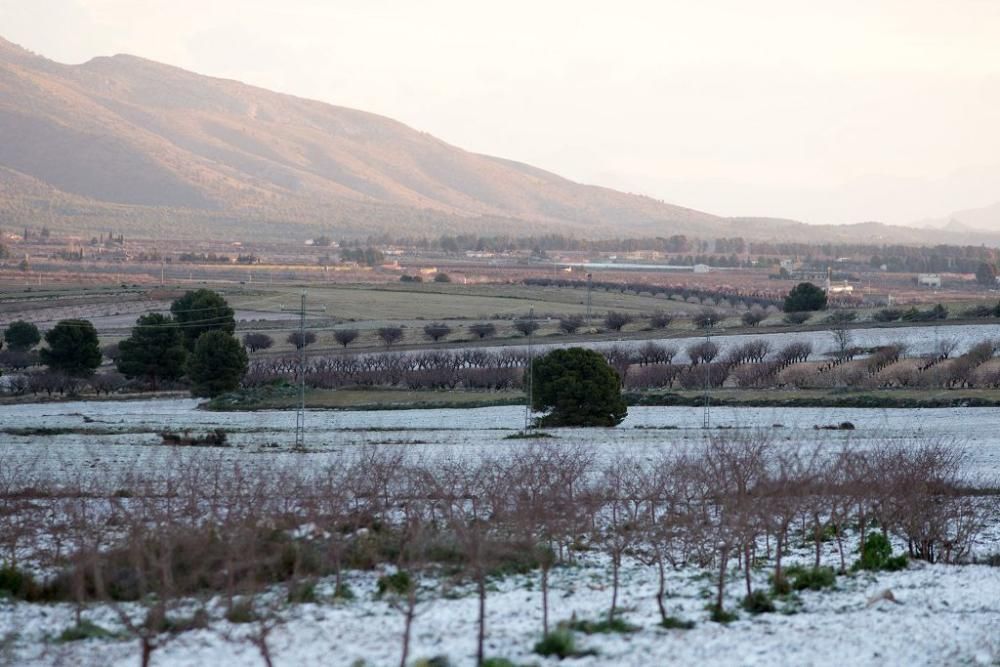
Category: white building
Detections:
[
  {"x1": 827, "y1": 282, "x2": 854, "y2": 295},
  {"x1": 917, "y1": 274, "x2": 942, "y2": 288}
]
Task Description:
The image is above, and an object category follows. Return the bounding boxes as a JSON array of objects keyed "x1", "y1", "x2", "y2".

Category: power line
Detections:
[
  {"x1": 281, "y1": 291, "x2": 326, "y2": 449},
  {"x1": 524, "y1": 305, "x2": 534, "y2": 432}
]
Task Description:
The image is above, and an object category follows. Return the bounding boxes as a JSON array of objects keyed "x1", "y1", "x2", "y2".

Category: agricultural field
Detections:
[
  {"x1": 3, "y1": 399, "x2": 1000, "y2": 478},
  {"x1": 3, "y1": 541, "x2": 999, "y2": 666},
  {"x1": 3, "y1": 281, "x2": 1000, "y2": 667},
  {"x1": 0, "y1": 398, "x2": 999, "y2": 666}
]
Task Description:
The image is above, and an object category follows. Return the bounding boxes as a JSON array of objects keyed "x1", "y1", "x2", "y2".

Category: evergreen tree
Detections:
[
  {"x1": 531, "y1": 348, "x2": 627, "y2": 427},
  {"x1": 40, "y1": 319, "x2": 102, "y2": 377},
  {"x1": 783, "y1": 282, "x2": 828, "y2": 312},
  {"x1": 975, "y1": 262, "x2": 997, "y2": 286},
  {"x1": 186, "y1": 330, "x2": 248, "y2": 397},
  {"x1": 170, "y1": 289, "x2": 235, "y2": 349},
  {"x1": 116, "y1": 314, "x2": 187, "y2": 390},
  {"x1": 4, "y1": 320, "x2": 41, "y2": 351}
]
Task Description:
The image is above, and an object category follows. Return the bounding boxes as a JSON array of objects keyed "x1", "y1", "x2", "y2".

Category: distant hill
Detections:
[
  {"x1": 917, "y1": 201, "x2": 1000, "y2": 233},
  {"x1": 2, "y1": 35, "x2": 999, "y2": 246},
  {"x1": 0, "y1": 36, "x2": 729, "y2": 240}
]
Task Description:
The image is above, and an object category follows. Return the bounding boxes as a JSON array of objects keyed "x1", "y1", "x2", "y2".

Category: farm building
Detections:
[{"x1": 917, "y1": 273, "x2": 942, "y2": 288}]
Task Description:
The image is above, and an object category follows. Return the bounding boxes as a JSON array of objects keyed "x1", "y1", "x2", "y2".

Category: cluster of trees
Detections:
[
  {"x1": 339, "y1": 246, "x2": 385, "y2": 266},
  {"x1": 87, "y1": 231, "x2": 125, "y2": 246},
  {"x1": 0, "y1": 290, "x2": 248, "y2": 398},
  {"x1": 975, "y1": 262, "x2": 998, "y2": 286},
  {"x1": 321, "y1": 233, "x2": 1000, "y2": 273},
  {"x1": 0, "y1": 438, "x2": 988, "y2": 665},
  {"x1": 1, "y1": 319, "x2": 102, "y2": 378},
  {"x1": 177, "y1": 252, "x2": 233, "y2": 264},
  {"x1": 116, "y1": 289, "x2": 247, "y2": 396},
  {"x1": 752, "y1": 241, "x2": 1000, "y2": 272},
  {"x1": 242, "y1": 338, "x2": 819, "y2": 394},
  {"x1": 369, "y1": 232, "x2": 707, "y2": 254},
  {"x1": 242, "y1": 330, "x2": 1000, "y2": 394},
  {"x1": 244, "y1": 347, "x2": 532, "y2": 392},
  {"x1": 785, "y1": 339, "x2": 1000, "y2": 391},
  {"x1": 235, "y1": 310, "x2": 664, "y2": 353},
  {"x1": 872, "y1": 304, "x2": 949, "y2": 323}
]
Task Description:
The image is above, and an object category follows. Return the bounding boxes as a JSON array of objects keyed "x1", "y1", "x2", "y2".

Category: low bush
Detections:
[
  {"x1": 741, "y1": 590, "x2": 776, "y2": 614},
  {"x1": 962, "y1": 304, "x2": 995, "y2": 318},
  {"x1": 481, "y1": 659, "x2": 517, "y2": 667},
  {"x1": 57, "y1": 620, "x2": 114, "y2": 642},
  {"x1": 708, "y1": 605, "x2": 738, "y2": 624},
  {"x1": 784, "y1": 565, "x2": 836, "y2": 591},
  {"x1": 160, "y1": 428, "x2": 229, "y2": 447},
  {"x1": 567, "y1": 617, "x2": 638, "y2": 634},
  {"x1": 333, "y1": 582, "x2": 356, "y2": 600},
  {"x1": 0, "y1": 564, "x2": 44, "y2": 601},
  {"x1": 376, "y1": 571, "x2": 412, "y2": 597},
  {"x1": 975, "y1": 553, "x2": 1000, "y2": 567},
  {"x1": 288, "y1": 580, "x2": 318, "y2": 603},
  {"x1": 854, "y1": 532, "x2": 908, "y2": 572},
  {"x1": 412, "y1": 657, "x2": 451, "y2": 667},
  {"x1": 826, "y1": 311, "x2": 857, "y2": 323},
  {"x1": 503, "y1": 431, "x2": 554, "y2": 440},
  {"x1": 534, "y1": 629, "x2": 577, "y2": 658},
  {"x1": 225, "y1": 600, "x2": 257, "y2": 624},
  {"x1": 660, "y1": 616, "x2": 696, "y2": 630}
]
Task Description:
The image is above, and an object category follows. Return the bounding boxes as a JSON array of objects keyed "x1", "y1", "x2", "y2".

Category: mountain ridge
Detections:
[{"x1": 2, "y1": 35, "x2": 999, "y2": 246}]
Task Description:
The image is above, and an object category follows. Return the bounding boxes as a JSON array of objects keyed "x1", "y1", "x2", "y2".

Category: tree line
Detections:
[{"x1": 0, "y1": 289, "x2": 248, "y2": 398}]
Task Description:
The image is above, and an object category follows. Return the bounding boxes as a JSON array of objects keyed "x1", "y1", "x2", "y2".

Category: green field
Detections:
[{"x1": 226, "y1": 282, "x2": 707, "y2": 321}]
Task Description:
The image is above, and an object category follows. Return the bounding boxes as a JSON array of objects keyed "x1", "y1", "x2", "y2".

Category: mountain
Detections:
[
  {"x1": 921, "y1": 201, "x2": 1000, "y2": 232},
  {"x1": 0, "y1": 36, "x2": 733, "y2": 240},
  {"x1": 2, "y1": 36, "x2": 999, "y2": 246}
]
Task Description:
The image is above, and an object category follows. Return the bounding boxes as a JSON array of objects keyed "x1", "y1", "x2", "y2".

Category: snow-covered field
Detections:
[
  {"x1": 3, "y1": 546, "x2": 999, "y2": 666},
  {"x1": 3, "y1": 399, "x2": 1000, "y2": 481},
  {"x1": 2, "y1": 397, "x2": 999, "y2": 666}
]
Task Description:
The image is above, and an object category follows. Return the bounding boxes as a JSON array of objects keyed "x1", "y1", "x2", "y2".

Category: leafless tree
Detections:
[
  {"x1": 377, "y1": 326, "x2": 404, "y2": 347},
  {"x1": 649, "y1": 310, "x2": 675, "y2": 329},
  {"x1": 287, "y1": 331, "x2": 317, "y2": 349},
  {"x1": 604, "y1": 311, "x2": 633, "y2": 332},
  {"x1": 467, "y1": 323, "x2": 497, "y2": 339},
  {"x1": 693, "y1": 309, "x2": 723, "y2": 329},
  {"x1": 242, "y1": 333, "x2": 274, "y2": 353},
  {"x1": 742, "y1": 306, "x2": 766, "y2": 327},
  {"x1": 830, "y1": 325, "x2": 853, "y2": 362},
  {"x1": 686, "y1": 340, "x2": 719, "y2": 366},
  {"x1": 513, "y1": 319, "x2": 540, "y2": 336},
  {"x1": 558, "y1": 315, "x2": 584, "y2": 334},
  {"x1": 334, "y1": 328, "x2": 360, "y2": 348},
  {"x1": 422, "y1": 322, "x2": 452, "y2": 342}
]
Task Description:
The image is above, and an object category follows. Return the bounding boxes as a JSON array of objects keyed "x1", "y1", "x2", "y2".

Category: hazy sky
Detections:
[{"x1": 3, "y1": 0, "x2": 1000, "y2": 225}]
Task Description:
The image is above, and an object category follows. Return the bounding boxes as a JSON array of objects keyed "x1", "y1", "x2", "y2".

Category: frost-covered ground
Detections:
[
  {"x1": 493, "y1": 323, "x2": 1000, "y2": 363},
  {"x1": 3, "y1": 547, "x2": 999, "y2": 666},
  {"x1": 2, "y1": 399, "x2": 1000, "y2": 481},
  {"x1": 2, "y1": 397, "x2": 1000, "y2": 665}
]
